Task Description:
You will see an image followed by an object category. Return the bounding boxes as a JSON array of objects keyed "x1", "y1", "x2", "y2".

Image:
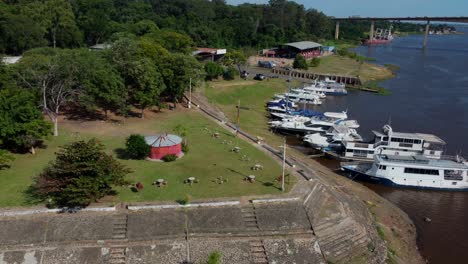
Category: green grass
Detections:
[
  {"x1": 0, "y1": 110, "x2": 289, "y2": 207},
  {"x1": 308, "y1": 55, "x2": 394, "y2": 83},
  {"x1": 204, "y1": 79, "x2": 294, "y2": 147}
]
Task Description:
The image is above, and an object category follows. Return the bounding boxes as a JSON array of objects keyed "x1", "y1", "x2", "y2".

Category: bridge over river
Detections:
[{"x1": 332, "y1": 16, "x2": 468, "y2": 48}]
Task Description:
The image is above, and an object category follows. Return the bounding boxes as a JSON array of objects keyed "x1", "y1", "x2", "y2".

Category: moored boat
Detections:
[{"x1": 342, "y1": 154, "x2": 468, "y2": 191}]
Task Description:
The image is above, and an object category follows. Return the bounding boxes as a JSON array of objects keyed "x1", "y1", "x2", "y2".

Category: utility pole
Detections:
[
  {"x1": 281, "y1": 137, "x2": 286, "y2": 192},
  {"x1": 236, "y1": 99, "x2": 240, "y2": 136},
  {"x1": 188, "y1": 78, "x2": 192, "y2": 109}
]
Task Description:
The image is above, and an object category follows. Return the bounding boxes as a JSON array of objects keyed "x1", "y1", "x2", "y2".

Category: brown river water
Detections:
[{"x1": 287, "y1": 27, "x2": 468, "y2": 263}]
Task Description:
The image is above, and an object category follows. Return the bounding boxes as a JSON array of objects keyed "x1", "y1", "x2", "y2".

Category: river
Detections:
[{"x1": 313, "y1": 27, "x2": 468, "y2": 263}]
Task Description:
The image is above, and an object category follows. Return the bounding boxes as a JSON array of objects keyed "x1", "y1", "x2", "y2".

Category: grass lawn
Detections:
[
  {"x1": 204, "y1": 78, "x2": 293, "y2": 148},
  {"x1": 310, "y1": 55, "x2": 393, "y2": 83},
  {"x1": 0, "y1": 109, "x2": 290, "y2": 207}
]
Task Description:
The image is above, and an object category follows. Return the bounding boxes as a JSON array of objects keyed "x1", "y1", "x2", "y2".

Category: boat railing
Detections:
[
  {"x1": 440, "y1": 155, "x2": 467, "y2": 163},
  {"x1": 374, "y1": 141, "x2": 388, "y2": 148}
]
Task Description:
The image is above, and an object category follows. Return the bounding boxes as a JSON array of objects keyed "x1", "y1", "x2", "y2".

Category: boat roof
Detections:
[
  {"x1": 377, "y1": 155, "x2": 468, "y2": 169},
  {"x1": 372, "y1": 130, "x2": 446, "y2": 144}
]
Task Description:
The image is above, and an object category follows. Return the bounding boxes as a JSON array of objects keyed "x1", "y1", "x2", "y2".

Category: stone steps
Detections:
[
  {"x1": 241, "y1": 205, "x2": 260, "y2": 230},
  {"x1": 250, "y1": 240, "x2": 268, "y2": 264},
  {"x1": 108, "y1": 214, "x2": 128, "y2": 263},
  {"x1": 108, "y1": 247, "x2": 126, "y2": 264}
]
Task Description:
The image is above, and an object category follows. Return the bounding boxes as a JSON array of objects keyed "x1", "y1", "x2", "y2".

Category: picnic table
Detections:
[
  {"x1": 246, "y1": 175, "x2": 256, "y2": 183},
  {"x1": 153, "y1": 179, "x2": 167, "y2": 187}
]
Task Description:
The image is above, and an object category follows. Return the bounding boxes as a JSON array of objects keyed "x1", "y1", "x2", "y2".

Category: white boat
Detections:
[
  {"x1": 273, "y1": 90, "x2": 322, "y2": 104},
  {"x1": 302, "y1": 78, "x2": 348, "y2": 95},
  {"x1": 275, "y1": 116, "x2": 359, "y2": 135},
  {"x1": 342, "y1": 125, "x2": 447, "y2": 161},
  {"x1": 291, "y1": 88, "x2": 326, "y2": 98},
  {"x1": 304, "y1": 124, "x2": 363, "y2": 149},
  {"x1": 266, "y1": 99, "x2": 297, "y2": 108},
  {"x1": 342, "y1": 154, "x2": 468, "y2": 191}
]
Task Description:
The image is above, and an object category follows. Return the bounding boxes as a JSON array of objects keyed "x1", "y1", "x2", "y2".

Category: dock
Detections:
[{"x1": 271, "y1": 68, "x2": 362, "y2": 86}]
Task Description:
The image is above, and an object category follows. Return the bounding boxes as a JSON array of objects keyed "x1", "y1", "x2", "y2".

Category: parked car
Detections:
[
  {"x1": 258, "y1": 61, "x2": 277, "y2": 68},
  {"x1": 254, "y1": 74, "x2": 266, "y2": 81}
]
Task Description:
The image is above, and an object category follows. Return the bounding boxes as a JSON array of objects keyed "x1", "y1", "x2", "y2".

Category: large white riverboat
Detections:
[
  {"x1": 342, "y1": 125, "x2": 446, "y2": 161},
  {"x1": 342, "y1": 154, "x2": 468, "y2": 191}
]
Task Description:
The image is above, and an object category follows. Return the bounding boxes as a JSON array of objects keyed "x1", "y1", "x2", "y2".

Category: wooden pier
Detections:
[{"x1": 271, "y1": 68, "x2": 362, "y2": 86}]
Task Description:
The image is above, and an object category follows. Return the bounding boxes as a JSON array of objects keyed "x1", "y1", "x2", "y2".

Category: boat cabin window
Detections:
[
  {"x1": 383, "y1": 136, "x2": 389, "y2": 141},
  {"x1": 390, "y1": 138, "x2": 422, "y2": 144},
  {"x1": 444, "y1": 170, "x2": 464, "y2": 181},
  {"x1": 404, "y1": 167, "x2": 439, "y2": 175},
  {"x1": 378, "y1": 165, "x2": 387, "y2": 170}
]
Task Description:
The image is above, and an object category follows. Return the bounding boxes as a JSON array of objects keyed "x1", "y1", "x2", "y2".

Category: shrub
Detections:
[
  {"x1": 125, "y1": 134, "x2": 151, "y2": 159},
  {"x1": 309, "y1": 57, "x2": 321, "y2": 67},
  {"x1": 162, "y1": 154, "x2": 177, "y2": 162},
  {"x1": 293, "y1": 54, "x2": 308, "y2": 70},
  {"x1": 223, "y1": 66, "x2": 238, "y2": 80},
  {"x1": 206, "y1": 251, "x2": 222, "y2": 264},
  {"x1": 182, "y1": 142, "x2": 189, "y2": 153},
  {"x1": 204, "y1": 61, "x2": 224, "y2": 80}
]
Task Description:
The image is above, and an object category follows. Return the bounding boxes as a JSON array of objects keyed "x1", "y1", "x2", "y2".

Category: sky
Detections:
[{"x1": 226, "y1": 0, "x2": 467, "y2": 17}]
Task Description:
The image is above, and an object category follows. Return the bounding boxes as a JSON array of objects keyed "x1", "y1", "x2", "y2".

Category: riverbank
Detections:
[{"x1": 203, "y1": 78, "x2": 425, "y2": 263}]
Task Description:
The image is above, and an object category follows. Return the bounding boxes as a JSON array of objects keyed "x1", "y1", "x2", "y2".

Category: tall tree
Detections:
[
  {"x1": 108, "y1": 38, "x2": 166, "y2": 117},
  {"x1": 32, "y1": 139, "x2": 130, "y2": 207},
  {"x1": 162, "y1": 53, "x2": 204, "y2": 108},
  {"x1": 20, "y1": 0, "x2": 82, "y2": 48},
  {"x1": 0, "y1": 87, "x2": 51, "y2": 153},
  {"x1": 15, "y1": 49, "x2": 80, "y2": 136},
  {"x1": 74, "y1": 50, "x2": 126, "y2": 118},
  {"x1": 0, "y1": 13, "x2": 47, "y2": 55}
]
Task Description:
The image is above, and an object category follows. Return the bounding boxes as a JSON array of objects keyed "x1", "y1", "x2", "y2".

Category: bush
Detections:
[
  {"x1": 309, "y1": 57, "x2": 321, "y2": 67},
  {"x1": 292, "y1": 54, "x2": 308, "y2": 70},
  {"x1": 204, "y1": 61, "x2": 224, "y2": 80},
  {"x1": 206, "y1": 251, "x2": 222, "y2": 264},
  {"x1": 125, "y1": 134, "x2": 150, "y2": 160},
  {"x1": 162, "y1": 154, "x2": 177, "y2": 162},
  {"x1": 223, "y1": 66, "x2": 238, "y2": 80},
  {"x1": 182, "y1": 142, "x2": 189, "y2": 153}
]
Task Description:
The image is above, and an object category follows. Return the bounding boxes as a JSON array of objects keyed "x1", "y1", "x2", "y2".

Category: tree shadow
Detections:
[
  {"x1": 114, "y1": 148, "x2": 130, "y2": 160},
  {"x1": 22, "y1": 185, "x2": 46, "y2": 207},
  {"x1": 63, "y1": 104, "x2": 107, "y2": 121},
  {"x1": 0, "y1": 165, "x2": 11, "y2": 170}
]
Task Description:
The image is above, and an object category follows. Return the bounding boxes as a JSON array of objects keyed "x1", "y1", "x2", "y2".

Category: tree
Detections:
[
  {"x1": 74, "y1": 50, "x2": 126, "y2": 118},
  {"x1": 309, "y1": 57, "x2": 321, "y2": 67},
  {"x1": 109, "y1": 38, "x2": 166, "y2": 117},
  {"x1": 15, "y1": 49, "x2": 81, "y2": 136},
  {"x1": 0, "y1": 13, "x2": 47, "y2": 55},
  {"x1": 71, "y1": 0, "x2": 116, "y2": 45},
  {"x1": 293, "y1": 54, "x2": 308, "y2": 70},
  {"x1": 204, "y1": 62, "x2": 224, "y2": 81},
  {"x1": 33, "y1": 139, "x2": 130, "y2": 207},
  {"x1": 223, "y1": 66, "x2": 238, "y2": 81},
  {"x1": 222, "y1": 50, "x2": 246, "y2": 72},
  {"x1": 125, "y1": 134, "x2": 150, "y2": 160},
  {"x1": 0, "y1": 88, "x2": 51, "y2": 154},
  {"x1": 162, "y1": 53, "x2": 204, "y2": 108},
  {"x1": 20, "y1": 0, "x2": 82, "y2": 48}
]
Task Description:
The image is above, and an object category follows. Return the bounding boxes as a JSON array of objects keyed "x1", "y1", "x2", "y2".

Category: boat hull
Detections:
[{"x1": 342, "y1": 166, "x2": 468, "y2": 191}]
